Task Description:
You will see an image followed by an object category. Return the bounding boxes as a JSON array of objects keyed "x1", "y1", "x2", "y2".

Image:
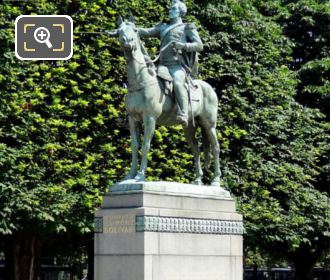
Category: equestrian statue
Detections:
[{"x1": 109, "y1": 0, "x2": 222, "y2": 187}]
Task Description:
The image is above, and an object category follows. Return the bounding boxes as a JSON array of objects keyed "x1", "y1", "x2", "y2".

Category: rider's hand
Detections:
[
  {"x1": 173, "y1": 42, "x2": 186, "y2": 50},
  {"x1": 106, "y1": 30, "x2": 118, "y2": 37}
]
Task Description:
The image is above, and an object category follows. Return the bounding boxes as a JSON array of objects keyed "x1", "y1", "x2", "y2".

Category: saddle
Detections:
[
  {"x1": 156, "y1": 65, "x2": 200, "y2": 100},
  {"x1": 157, "y1": 65, "x2": 173, "y2": 96}
]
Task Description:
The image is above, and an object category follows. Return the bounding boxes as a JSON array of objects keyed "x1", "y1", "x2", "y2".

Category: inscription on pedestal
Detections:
[{"x1": 103, "y1": 214, "x2": 135, "y2": 234}]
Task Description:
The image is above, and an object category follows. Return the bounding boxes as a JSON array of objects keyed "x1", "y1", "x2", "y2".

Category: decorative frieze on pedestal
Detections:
[
  {"x1": 136, "y1": 216, "x2": 244, "y2": 235},
  {"x1": 95, "y1": 215, "x2": 244, "y2": 235}
]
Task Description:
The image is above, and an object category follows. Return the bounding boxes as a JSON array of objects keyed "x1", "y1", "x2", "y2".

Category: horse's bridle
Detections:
[{"x1": 124, "y1": 27, "x2": 175, "y2": 65}]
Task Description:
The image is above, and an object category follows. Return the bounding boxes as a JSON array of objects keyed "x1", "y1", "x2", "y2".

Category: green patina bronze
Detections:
[{"x1": 110, "y1": 0, "x2": 222, "y2": 187}]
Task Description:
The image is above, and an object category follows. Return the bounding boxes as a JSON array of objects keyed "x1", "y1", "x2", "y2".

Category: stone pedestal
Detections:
[{"x1": 94, "y1": 181, "x2": 243, "y2": 280}]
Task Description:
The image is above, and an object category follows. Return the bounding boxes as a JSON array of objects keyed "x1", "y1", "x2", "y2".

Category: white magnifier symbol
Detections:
[{"x1": 34, "y1": 27, "x2": 53, "y2": 48}]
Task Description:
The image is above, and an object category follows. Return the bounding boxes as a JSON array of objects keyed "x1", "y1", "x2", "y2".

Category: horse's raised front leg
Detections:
[
  {"x1": 124, "y1": 115, "x2": 140, "y2": 180},
  {"x1": 135, "y1": 114, "x2": 156, "y2": 181},
  {"x1": 184, "y1": 124, "x2": 203, "y2": 185},
  {"x1": 205, "y1": 126, "x2": 221, "y2": 187}
]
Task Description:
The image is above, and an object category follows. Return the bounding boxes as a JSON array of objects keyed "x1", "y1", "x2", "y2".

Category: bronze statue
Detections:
[
  {"x1": 138, "y1": 0, "x2": 203, "y2": 126},
  {"x1": 109, "y1": 1, "x2": 222, "y2": 187}
]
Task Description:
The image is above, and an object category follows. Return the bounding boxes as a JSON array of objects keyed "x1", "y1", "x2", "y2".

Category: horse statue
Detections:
[{"x1": 110, "y1": 18, "x2": 222, "y2": 187}]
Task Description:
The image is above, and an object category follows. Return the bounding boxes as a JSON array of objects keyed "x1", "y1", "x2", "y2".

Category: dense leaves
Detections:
[{"x1": 193, "y1": 0, "x2": 330, "y2": 272}]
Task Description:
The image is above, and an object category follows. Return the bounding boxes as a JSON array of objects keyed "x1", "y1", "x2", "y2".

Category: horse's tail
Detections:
[{"x1": 201, "y1": 127, "x2": 211, "y2": 169}]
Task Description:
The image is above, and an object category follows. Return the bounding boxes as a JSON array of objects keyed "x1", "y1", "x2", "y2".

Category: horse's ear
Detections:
[
  {"x1": 128, "y1": 12, "x2": 135, "y2": 23},
  {"x1": 117, "y1": 15, "x2": 124, "y2": 26}
]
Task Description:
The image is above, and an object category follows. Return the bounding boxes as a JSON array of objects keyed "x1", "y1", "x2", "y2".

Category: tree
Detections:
[
  {"x1": 254, "y1": 0, "x2": 330, "y2": 117},
  {"x1": 193, "y1": 0, "x2": 330, "y2": 279},
  {"x1": 0, "y1": 0, "x2": 198, "y2": 278},
  {"x1": 252, "y1": 1, "x2": 330, "y2": 278},
  {"x1": 0, "y1": 1, "x2": 125, "y2": 278}
]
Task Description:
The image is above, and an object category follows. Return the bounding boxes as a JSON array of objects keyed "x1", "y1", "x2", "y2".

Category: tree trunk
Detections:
[
  {"x1": 291, "y1": 244, "x2": 325, "y2": 280},
  {"x1": 87, "y1": 234, "x2": 94, "y2": 280},
  {"x1": 251, "y1": 264, "x2": 258, "y2": 280},
  {"x1": 294, "y1": 262, "x2": 313, "y2": 280},
  {"x1": 4, "y1": 233, "x2": 43, "y2": 280}
]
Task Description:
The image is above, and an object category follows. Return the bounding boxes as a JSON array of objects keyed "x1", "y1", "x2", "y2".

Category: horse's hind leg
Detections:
[
  {"x1": 204, "y1": 126, "x2": 221, "y2": 187},
  {"x1": 184, "y1": 124, "x2": 203, "y2": 185},
  {"x1": 135, "y1": 114, "x2": 156, "y2": 181},
  {"x1": 124, "y1": 115, "x2": 140, "y2": 180}
]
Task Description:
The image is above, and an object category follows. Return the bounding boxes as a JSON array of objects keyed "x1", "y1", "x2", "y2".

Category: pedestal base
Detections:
[{"x1": 94, "y1": 181, "x2": 243, "y2": 280}]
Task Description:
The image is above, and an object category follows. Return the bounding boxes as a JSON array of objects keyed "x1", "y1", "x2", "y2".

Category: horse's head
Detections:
[{"x1": 116, "y1": 16, "x2": 140, "y2": 53}]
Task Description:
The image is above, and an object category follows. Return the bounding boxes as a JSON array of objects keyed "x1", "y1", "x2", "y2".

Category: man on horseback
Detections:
[
  {"x1": 113, "y1": 14, "x2": 222, "y2": 187},
  {"x1": 138, "y1": 0, "x2": 203, "y2": 127}
]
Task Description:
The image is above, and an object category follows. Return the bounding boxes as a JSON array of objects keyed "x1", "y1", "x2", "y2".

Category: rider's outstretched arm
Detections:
[{"x1": 137, "y1": 23, "x2": 162, "y2": 38}]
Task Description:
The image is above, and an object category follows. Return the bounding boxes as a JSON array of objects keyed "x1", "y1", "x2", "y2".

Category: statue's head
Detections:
[{"x1": 169, "y1": 0, "x2": 187, "y2": 19}]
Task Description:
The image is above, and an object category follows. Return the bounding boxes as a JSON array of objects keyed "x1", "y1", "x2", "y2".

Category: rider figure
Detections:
[{"x1": 138, "y1": 0, "x2": 203, "y2": 126}]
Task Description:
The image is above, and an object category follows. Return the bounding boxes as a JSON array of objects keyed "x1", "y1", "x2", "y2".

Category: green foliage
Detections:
[
  {"x1": 194, "y1": 0, "x2": 330, "y2": 266},
  {"x1": 0, "y1": 0, "x2": 193, "y2": 239},
  {"x1": 254, "y1": 0, "x2": 330, "y2": 117}
]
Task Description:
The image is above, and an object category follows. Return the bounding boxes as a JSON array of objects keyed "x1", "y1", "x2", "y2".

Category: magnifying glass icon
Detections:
[{"x1": 34, "y1": 27, "x2": 53, "y2": 48}]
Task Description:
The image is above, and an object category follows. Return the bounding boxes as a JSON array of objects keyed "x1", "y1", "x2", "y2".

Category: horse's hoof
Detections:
[
  {"x1": 123, "y1": 173, "x2": 136, "y2": 181},
  {"x1": 118, "y1": 178, "x2": 137, "y2": 185},
  {"x1": 193, "y1": 179, "x2": 202, "y2": 186},
  {"x1": 210, "y1": 180, "x2": 220, "y2": 187},
  {"x1": 134, "y1": 173, "x2": 145, "y2": 182}
]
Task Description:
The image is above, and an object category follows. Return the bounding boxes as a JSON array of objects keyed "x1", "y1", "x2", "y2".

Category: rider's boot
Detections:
[{"x1": 175, "y1": 86, "x2": 189, "y2": 127}]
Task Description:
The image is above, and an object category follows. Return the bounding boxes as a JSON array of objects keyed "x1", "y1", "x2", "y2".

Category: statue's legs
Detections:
[
  {"x1": 135, "y1": 114, "x2": 156, "y2": 181},
  {"x1": 169, "y1": 66, "x2": 188, "y2": 126},
  {"x1": 204, "y1": 126, "x2": 221, "y2": 187},
  {"x1": 184, "y1": 124, "x2": 203, "y2": 185},
  {"x1": 124, "y1": 115, "x2": 140, "y2": 180}
]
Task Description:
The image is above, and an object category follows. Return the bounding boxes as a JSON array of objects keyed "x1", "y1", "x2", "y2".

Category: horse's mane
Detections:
[{"x1": 120, "y1": 21, "x2": 155, "y2": 68}]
